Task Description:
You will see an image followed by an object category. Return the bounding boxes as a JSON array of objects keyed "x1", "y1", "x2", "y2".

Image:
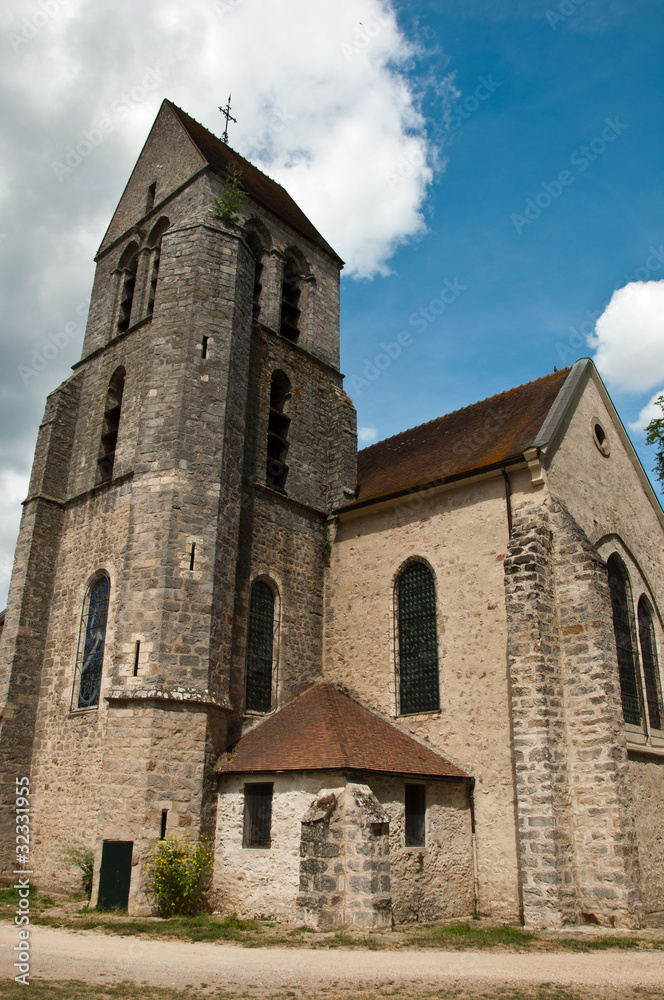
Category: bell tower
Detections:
[{"x1": 0, "y1": 100, "x2": 357, "y2": 911}]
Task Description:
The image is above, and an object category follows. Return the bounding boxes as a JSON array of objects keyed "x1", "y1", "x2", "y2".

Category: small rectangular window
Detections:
[
  {"x1": 201, "y1": 336, "x2": 209, "y2": 359},
  {"x1": 133, "y1": 640, "x2": 140, "y2": 677},
  {"x1": 242, "y1": 783, "x2": 273, "y2": 848},
  {"x1": 405, "y1": 783, "x2": 426, "y2": 847}
]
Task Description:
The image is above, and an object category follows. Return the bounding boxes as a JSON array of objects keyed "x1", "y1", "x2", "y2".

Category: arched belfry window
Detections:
[
  {"x1": 72, "y1": 573, "x2": 110, "y2": 710},
  {"x1": 146, "y1": 217, "x2": 169, "y2": 317},
  {"x1": 97, "y1": 367, "x2": 125, "y2": 482},
  {"x1": 638, "y1": 597, "x2": 663, "y2": 731},
  {"x1": 397, "y1": 561, "x2": 440, "y2": 715},
  {"x1": 117, "y1": 242, "x2": 139, "y2": 333},
  {"x1": 280, "y1": 252, "x2": 303, "y2": 342},
  {"x1": 266, "y1": 371, "x2": 291, "y2": 491},
  {"x1": 607, "y1": 556, "x2": 643, "y2": 726},
  {"x1": 245, "y1": 580, "x2": 276, "y2": 713},
  {"x1": 244, "y1": 219, "x2": 271, "y2": 324}
]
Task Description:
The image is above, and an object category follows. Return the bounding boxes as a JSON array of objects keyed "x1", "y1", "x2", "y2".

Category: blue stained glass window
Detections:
[{"x1": 77, "y1": 575, "x2": 110, "y2": 709}]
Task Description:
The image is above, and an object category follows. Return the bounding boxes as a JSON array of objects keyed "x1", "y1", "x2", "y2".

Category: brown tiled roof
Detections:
[
  {"x1": 217, "y1": 683, "x2": 470, "y2": 781},
  {"x1": 166, "y1": 101, "x2": 342, "y2": 263},
  {"x1": 349, "y1": 367, "x2": 571, "y2": 508}
]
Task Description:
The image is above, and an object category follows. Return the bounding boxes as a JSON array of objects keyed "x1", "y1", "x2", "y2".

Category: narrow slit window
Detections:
[
  {"x1": 405, "y1": 784, "x2": 426, "y2": 847},
  {"x1": 638, "y1": 598, "x2": 663, "y2": 731},
  {"x1": 189, "y1": 544, "x2": 196, "y2": 571},
  {"x1": 201, "y1": 336, "x2": 209, "y2": 360},
  {"x1": 160, "y1": 810, "x2": 167, "y2": 840},
  {"x1": 242, "y1": 783, "x2": 273, "y2": 848},
  {"x1": 607, "y1": 556, "x2": 643, "y2": 727},
  {"x1": 245, "y1": 580, "x2": 275, "y2": 713},
  {"x1": 97, "y1": 367, "x2": 125, "y2": 483},
  {"x1": 266, "y1": 371, "x2": 291, "y2": 492},
  {"x1": 146, "y1": 181, "x2": 156, "y2": 214},
  {"x1": 133, "y1": 640, "x2": 140, "y2": 677},
  {"x1": 397, "y1": 562, "x2": 440, "y2": 715}
]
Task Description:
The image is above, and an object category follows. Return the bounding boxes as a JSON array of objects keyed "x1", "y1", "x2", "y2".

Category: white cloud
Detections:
[
  {"x1": 628, "y1": 390, "x2": 664, "y2": 435},
  {"x1": 589, "y1": 281, "x2": 664, "y2": 393},
  {"x1": 358, "y1": 426, "x2": 378, "y2": 445}
]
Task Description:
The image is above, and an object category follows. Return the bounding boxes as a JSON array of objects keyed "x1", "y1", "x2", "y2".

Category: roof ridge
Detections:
[
  {"x1": 164, "y1": 99, "x2": 293, "y2": 199},
  {"x1": 358, "y1": 366, "x2": 572, "y2": 456}
]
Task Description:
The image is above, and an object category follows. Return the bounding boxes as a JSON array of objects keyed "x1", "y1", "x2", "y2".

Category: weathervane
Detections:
[{"x1": 218, "y1": 94, "x2": 237, "y2": 145}]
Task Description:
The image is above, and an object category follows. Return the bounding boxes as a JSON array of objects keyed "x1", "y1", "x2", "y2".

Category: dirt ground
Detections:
[{"x1": 2, "y1": 923, "x2": 664, "y2": 998}]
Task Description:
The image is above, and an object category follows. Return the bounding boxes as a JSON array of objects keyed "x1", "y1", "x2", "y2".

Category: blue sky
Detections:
[
  {"x1": 342, "y1": 1, "x2": 664, "y2": 451},
  {"x1": 0, "y1": 0, "x2": 663, "y2": 606}
]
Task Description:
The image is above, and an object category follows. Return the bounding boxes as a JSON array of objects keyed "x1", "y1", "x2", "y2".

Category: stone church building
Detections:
[{"x1": 1, "y1": 100, "x2": 663, "y2": 929}]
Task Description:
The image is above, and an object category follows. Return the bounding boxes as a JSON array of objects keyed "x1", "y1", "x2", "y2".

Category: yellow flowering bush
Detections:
[{"x1": 144, "y1": 836, "x2": 214, "y2": 916}]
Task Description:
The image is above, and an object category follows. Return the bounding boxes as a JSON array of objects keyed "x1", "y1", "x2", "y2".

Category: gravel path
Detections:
[{"x1": 2, "y1": 924, "x2": 664, "y2": 995}]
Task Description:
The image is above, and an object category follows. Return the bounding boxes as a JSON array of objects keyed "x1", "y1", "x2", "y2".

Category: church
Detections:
[{"x1": 1, "y1": 100, "x2": 663, "y2": 930}]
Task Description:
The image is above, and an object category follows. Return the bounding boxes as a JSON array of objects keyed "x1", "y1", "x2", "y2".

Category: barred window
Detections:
[
  {"x1": 607, "y1": 556, "x2": 643, "y2": 727},
  {"x1": 245, "y1": 581, "x2": 275, "y2": 713},
  {"x1": 72, "y1": 573, "x2": 110, "y2": 710},
  {"x1": 405, "y1": 783, "x2": 426, "y2": 847},
  {"x1": 638, "y1": 598, "x2": 663, "y2": 731},
  {"x1": 242, "y1": 783, "x2": 273, "y2": 848},
  {"x1": 397, "y1": 561, "x2": 440, "y2": 715}
]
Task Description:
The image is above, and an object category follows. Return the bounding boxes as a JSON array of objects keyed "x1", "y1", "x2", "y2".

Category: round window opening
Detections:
[{"x1": 593, "y1": 421, "x2": 610, "y2": 456}]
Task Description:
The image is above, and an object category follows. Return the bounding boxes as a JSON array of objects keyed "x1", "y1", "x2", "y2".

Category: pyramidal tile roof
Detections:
[
  {"x1": 165, "y1": 101, "x2": 342, "y2": 263},
  {"x1": 344, "y1": 367, "x2": 572, "y2": 508},
  {"x1": 217, "y1": 683, "x2": 470, "y2": 781}
]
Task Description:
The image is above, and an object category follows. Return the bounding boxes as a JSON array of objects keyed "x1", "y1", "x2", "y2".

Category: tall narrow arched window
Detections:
[
  {"x1": 117, "y1": 242, "x2": 139, "y2": 333},
  {"x1": 607, "y1": 556, "x2": 643, "y2": 726},
  {"x1": 279, "y1": 254, "x2": 302, "y2": 342},
  {"x1": 266, "y1": 371, "x2": 291, "y2": 491},
  {"x1": 146, "y1": 217, "x2": 169, "y2": 317},
  {"x1": 72, "y1": 573, "x2": 110, "y2": 710},
  {"x1": 97, "y1": 367, "x2": 125, "y2": 482},
  {"x1": 397, "y1": 562, "x2": 440, "y2": 715},
  {"x1": 638, "y1": 598, "x2": 663, "y2": 731},
  {"x1": 244, "y1": 220, "x2": 271, "y2": 324},
  {"x1": 245, "y1": 580, "x2": 276, "y2": 713}
]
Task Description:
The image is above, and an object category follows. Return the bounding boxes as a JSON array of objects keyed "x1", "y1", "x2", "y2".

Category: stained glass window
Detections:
[
  {"x1": 245, "y1": 581, "x2": 275, "y2": 713},
  {"x1": 638, "y1": 598, "x2": 663, "y2": 731},
  {"x1": 75, "y1": 574, "x2": 110, "y2": 709},
  {"x1": 607, "y1": 557, "x2": 643, "y2": 727},
  {"x1": 398, "y1": 562, "x2": 440, "y2": 715}
]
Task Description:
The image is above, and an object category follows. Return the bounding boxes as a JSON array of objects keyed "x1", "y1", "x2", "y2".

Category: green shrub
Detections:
[
  {"x1": 212, "y1": 169, "x2": 245, "y2": 224},
  {"x1": 65, "y1": 847, "x2": 94, "y2": 898},
  {"x1": 144, "y1": 837, "x2": 214, "y2": 917}
]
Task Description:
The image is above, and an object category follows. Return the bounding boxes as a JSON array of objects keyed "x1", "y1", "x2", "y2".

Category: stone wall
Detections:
[{"x1": 297, "y1": 783, "x2": 391, "y2": 930}]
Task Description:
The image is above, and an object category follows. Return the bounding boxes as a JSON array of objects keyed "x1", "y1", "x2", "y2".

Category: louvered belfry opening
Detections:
[
  {"x1": 245, "y1": 580, "x2": 275, "y2": 713},
  {"x1": 279, "y1": 255, "x2": 301, "y2": 341},
  {"x1": 638, "y1": 597, "x2": 663, "y2": 731},
  {"x1": 266, "y1": 370, "x2": 291, "y2": 491},
  {"x1": 607, "y1": 556, "x2": 643, "y2": 727},
  {"x1": 117, "y1": 243, "x2": 138, "y2": 334},
  {"x1": 97, "y1": 367, "x2": 125, "y2": 482},
  {"x1": 146, "y1": 217, "x2": 170, "y2": 318},
  {"x1": 398, "y1": 561, "x2": 440, "y2": 716}
]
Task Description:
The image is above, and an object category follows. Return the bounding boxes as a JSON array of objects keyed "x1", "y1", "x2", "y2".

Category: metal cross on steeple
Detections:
[{"x1": 218, "y1": 94, "x2": 237, "y2": 145}]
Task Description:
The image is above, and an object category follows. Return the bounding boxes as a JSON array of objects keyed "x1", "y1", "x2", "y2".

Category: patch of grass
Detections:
[
  {"x1": 553, "y1": 935, "x2": 641, "y2": 951},
  {"x1": 33, "y1": 910, "x2": 262, "y2": 943},
  {"x1": 412, "y1": 922, "x2": 536, "y2": 949}
]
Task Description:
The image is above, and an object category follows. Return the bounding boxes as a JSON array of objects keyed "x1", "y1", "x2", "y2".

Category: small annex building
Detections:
[{"x1": 1, "y1": 100, "x2": 663, "y2": 930}]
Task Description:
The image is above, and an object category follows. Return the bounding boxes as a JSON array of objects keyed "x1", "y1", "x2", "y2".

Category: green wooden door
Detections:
[{"x1": 97, "y1": 840, "x2": 133, "y2": 910}]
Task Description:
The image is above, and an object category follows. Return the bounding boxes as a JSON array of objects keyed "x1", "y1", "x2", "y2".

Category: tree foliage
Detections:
[{"x1": 645, "y1": 394, "x2": 664, "y2": 486}]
